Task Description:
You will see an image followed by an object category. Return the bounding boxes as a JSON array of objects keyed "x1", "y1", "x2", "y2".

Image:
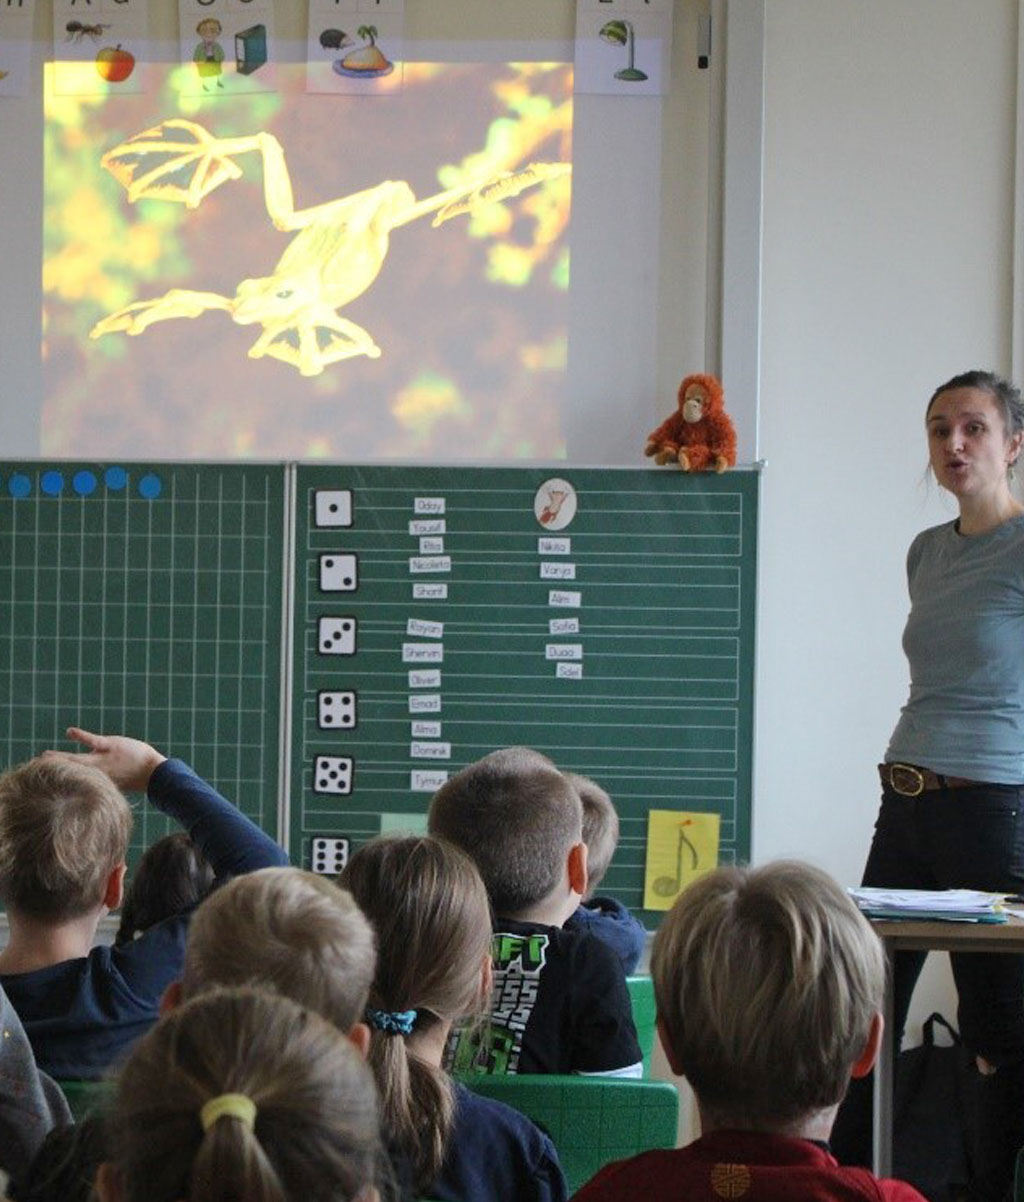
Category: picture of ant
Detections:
[{"x1": 65, "y1": 21, "x2": 111, "y2": 43}]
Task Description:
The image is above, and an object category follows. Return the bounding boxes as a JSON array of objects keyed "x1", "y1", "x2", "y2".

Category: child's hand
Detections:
[{"x1": 46, "y1": 727, "x2": 167, "y2": 792}]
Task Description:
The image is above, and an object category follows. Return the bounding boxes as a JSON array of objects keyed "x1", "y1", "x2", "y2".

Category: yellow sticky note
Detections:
[{"x1": 643, "y1": 810, "x2": 720, "y2": 911}]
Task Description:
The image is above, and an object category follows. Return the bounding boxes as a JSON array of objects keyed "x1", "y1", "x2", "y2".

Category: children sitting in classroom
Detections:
[
  {"x1": 572, "y1": 859, "x2": 928, "y2": 1202},
  {"x1": 93, "y1": 987, "x2": 382, "y2": 1202},
  {"x1": 562, "y1": 772, "x2": 646, "y2": 974},
  {"x1": 340, "y1": 834, "x2": 567, "y2": 1202},
  {"x1": 15, "y1": 868, "x2": 381, "y2": 1202},
  {"x1": 428, "y1": 747, "x2": 642, "y2": 1077},
  {"x1": 0, "y1": 727, "x2": 287, "y2": 1079},
  {"x1": 114, "y1": 833, "x2": 213, "y2": 946}
]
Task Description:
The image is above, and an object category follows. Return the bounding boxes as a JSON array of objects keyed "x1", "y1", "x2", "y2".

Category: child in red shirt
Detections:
[{"x1": 573, "y1": 861, "x2": 926, "y2": 1202}]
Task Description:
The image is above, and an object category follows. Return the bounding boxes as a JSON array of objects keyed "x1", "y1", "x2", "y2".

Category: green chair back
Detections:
[
  {"x1": 57, "y1": 1078, "x2": 114, "y2": 1122},
  {"x1": 458, "y1": 1073, "x2": 678, "y2": 1194},
  {"x1": 626, "y1": 974, "x2": 656, "y2": 1076}
]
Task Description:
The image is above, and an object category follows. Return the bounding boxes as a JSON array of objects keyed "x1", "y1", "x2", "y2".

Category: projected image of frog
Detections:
[{"x1": 90, "y1": 119, "x2": 570, "y2": 377}]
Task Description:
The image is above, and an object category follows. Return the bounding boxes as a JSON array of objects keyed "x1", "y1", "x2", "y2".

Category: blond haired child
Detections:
[
  {"x1": 573, "y1": 861, "x2": 928, "y2": 1202},
  {"x1": 95, "y1": 988, "x2": 381, "y2": 1202},
  {"x1": 562, "y1": 773, "x2": 645, "y2": 974},
  {"x1": 0, "y1": 729, "x2": 287, "y2": 1078},
  {"x1": 341, "y1": 834, "x2": 567, "y2": 1202},
  {"x1": 172, "y1": 866, "x2": 375, "y2": 1046},
  {"x1": 429, "y1": 749, "x2": 641, "y2": 1077}
]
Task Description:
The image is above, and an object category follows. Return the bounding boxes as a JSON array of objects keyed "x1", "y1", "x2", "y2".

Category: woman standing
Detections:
[{"x1": 862, "y1": 369, "x2": 1024, "y2": 1201}]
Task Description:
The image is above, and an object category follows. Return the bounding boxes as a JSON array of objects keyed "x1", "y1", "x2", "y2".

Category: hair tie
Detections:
[
  {"x1": 200, "y1": 1093, "x2": 257, "y2": 1132},
  {"x1": 365, "y1": 1007, "x2": 417, "y2": 1036}
]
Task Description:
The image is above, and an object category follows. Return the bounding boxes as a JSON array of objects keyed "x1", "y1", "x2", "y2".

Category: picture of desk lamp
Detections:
[{"x1": 599, "y1": 19, "x2": 648, "y2": 82}]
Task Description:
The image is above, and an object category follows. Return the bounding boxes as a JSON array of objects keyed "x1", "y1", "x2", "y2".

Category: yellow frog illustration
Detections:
[{"x1": 91, "y1": 119, "x2": 570, "y2": 377}]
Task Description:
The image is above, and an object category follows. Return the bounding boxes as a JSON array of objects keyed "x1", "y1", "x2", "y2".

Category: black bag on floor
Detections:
[{"x1": 893, "y1": 1012, "x2": 973, "y2": 1202}]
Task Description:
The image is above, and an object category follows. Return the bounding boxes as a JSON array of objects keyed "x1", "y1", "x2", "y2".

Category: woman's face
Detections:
[{"x1": 926, "y1": 387, "x2": 1022, "y2": 500}]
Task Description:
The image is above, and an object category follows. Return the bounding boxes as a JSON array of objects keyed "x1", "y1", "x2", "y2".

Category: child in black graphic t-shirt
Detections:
[{"x1": 429, "y1": 748, "x2": 642, "y2": 1077}]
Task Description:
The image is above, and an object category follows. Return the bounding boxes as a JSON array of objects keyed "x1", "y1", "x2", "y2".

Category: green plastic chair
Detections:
[
  {"x1": 458, "y1": 1073, "x2": 678, "y2": 1194},
  {"x1": 626, "y1": 974, "x2": 656, "y2": 1077},
  {"x1": 57, "y1": 1078, "x2": 114, "y2": 1122}
]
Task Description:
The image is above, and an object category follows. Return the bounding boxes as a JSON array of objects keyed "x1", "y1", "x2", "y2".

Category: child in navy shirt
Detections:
[
  {"x1": 563, "y1": 773, "x2": 645, "y2": 975},
  {"x1": 0, "y1": 727, "x2": 287, "y2": 1079}
]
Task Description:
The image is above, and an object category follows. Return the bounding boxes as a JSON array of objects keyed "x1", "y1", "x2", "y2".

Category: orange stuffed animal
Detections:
[{"x1": 644, "y1": 372, "x2": 736, "y2": 473}]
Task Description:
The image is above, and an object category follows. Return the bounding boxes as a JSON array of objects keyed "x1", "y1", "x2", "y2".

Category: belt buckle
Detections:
[{"x1": 890, "y1": 763, "x2": 925, "y2": 797}]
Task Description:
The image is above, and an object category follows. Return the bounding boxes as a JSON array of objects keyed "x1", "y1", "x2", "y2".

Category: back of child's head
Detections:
[
  {"x1": 651, "y1": 860, "x2": 885, "y2": 1131},
  {"x1": 568, "y1": 773, "x2": 618, "y2": 897},
  {"x1": 339, "y1": 835, "x2": 491, "y2": 1195},
  {"x1": 180, "y1": 867, "x2": 375, "y2": 1034},
  {"x1": 103, "y1": 987, "x2": 380, "y2": 1202},
  {"x1": 115, "y1": 833, "x2": 214, "y2": 945},
  {"x1": 428, "y1": 747, "x2": 583, "y2": 915},
  {"x1": 0, "y1": 756, "x2": 132, "y2": 921}
]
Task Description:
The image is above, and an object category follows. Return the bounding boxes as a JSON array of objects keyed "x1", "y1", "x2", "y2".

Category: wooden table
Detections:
[{"x1": 870, "y1": 915, "x2": 1024, "y2": 1176}]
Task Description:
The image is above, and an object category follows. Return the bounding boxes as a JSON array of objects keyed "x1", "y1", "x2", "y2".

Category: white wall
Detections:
[{"x1": 754, "y1": 0, "x2": 1018, "y2": 1029}]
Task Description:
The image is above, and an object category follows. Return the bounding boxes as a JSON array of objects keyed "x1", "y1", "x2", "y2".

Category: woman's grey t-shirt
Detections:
[{"x1": 886, "y1": 514, "x2": 1024, "y2": 783}]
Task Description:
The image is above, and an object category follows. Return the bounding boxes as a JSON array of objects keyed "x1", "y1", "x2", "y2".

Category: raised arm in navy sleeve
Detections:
[
  {"x1": 102, "y1": 760, "x2": 288, "y2": 1014},
  {"x1": 146, "y1": 758, "x2": 288, "y2": 880}
]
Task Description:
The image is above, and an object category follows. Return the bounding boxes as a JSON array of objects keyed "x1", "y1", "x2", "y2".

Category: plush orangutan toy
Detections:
[{"x1": 644, "y1": 373, "x2": 737, "y2": 473}]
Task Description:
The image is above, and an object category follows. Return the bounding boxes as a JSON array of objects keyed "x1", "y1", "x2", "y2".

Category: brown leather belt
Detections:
[{"x1": 879, "y1": 762, "x2": 985, "y2": 797}]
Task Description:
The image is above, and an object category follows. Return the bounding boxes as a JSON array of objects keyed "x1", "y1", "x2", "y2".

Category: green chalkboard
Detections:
[
  {"x1": 0, "y1": 461, "x2": 756, "y2": 922},
  {"x1": 0, "y1": 463, "x2": 284, "y2": 873},
  {"x1": 291, "y1": 466, "x2": 758, "y2": 922}
]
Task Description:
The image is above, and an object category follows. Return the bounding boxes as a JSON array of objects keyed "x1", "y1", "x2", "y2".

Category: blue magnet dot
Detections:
[
  {"x1": 7, "y1": 474, "x2": 31, "y2": 498},
  {"x1": 138, "y1": 473, "x2": 162, "y2": 500},
  {"x1": 73, "y1": 471, "x2": 98, "y2": 497},
  {"x1": 105, "y1": 466, "x2": 128, "y2": 491},
  {"x1": 40, "y1": 470, "x2": 64, "y2": 496}
]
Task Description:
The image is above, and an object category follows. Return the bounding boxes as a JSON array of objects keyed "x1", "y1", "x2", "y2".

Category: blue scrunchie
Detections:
[{"x1": 365, "y1": 1007, "x2": 417, "y2": 1036}]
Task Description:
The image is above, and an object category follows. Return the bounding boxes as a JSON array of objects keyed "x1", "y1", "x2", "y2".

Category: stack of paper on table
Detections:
[{"x1": 849, "y1": 887, "x2": 1008, "y2": 923}]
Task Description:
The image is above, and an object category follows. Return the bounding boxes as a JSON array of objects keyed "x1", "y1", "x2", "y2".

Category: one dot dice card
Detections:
[{"x1": 314, "y1": 490, "x2": 353, "y2": 528}]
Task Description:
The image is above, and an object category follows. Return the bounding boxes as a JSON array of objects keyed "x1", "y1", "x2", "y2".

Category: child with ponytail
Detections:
[
  {"x1": 95, "y1": 987, "x2": 381, "y2": 1202},
  {"x1": 340, "y1": 835, "x2": 567, "y2": 1202}
]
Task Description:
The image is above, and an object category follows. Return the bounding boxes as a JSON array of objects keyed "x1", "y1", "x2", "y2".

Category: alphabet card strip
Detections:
[
  {"x1": 0, "y1": 0, "x2": 33, "y2": 98},
  {"x1": 52, "y1": 0, "x2": 148, "y2": 96},
  {"x1": 574, "y1": 0, "x2": 674, "y2": 97},
  {"x1": 178, "y1": 0, "x2": 277, "y2": 96},
  {"x1": 306, "y1": 0, "x2": 405, "y2": 95}
]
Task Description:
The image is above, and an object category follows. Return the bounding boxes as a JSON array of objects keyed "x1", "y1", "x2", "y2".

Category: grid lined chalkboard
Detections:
[
  {"x1": 0, "y1": 461, "x2": 756, "y2": 921},
  {"x1": 291, "y1": 466, "x2": 757, "y2": 921},
  {"x1": 0, "y1": 463, "x2": 283, "y2": 872}
]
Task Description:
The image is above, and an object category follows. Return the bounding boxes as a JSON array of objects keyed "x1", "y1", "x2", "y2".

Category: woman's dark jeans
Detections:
[{"x1": 833, "y1": 782, "x2": 1024, "y2": 1201}]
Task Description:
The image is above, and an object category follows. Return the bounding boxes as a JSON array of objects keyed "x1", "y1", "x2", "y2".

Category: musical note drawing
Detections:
[{"x1": 652, "y1": 819, "x2": 698, "y2": 898}]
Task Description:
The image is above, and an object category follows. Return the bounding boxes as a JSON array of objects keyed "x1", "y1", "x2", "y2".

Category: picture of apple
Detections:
[{"x1": 95, "y1": 45, "x2": 134, "y2": 83}]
